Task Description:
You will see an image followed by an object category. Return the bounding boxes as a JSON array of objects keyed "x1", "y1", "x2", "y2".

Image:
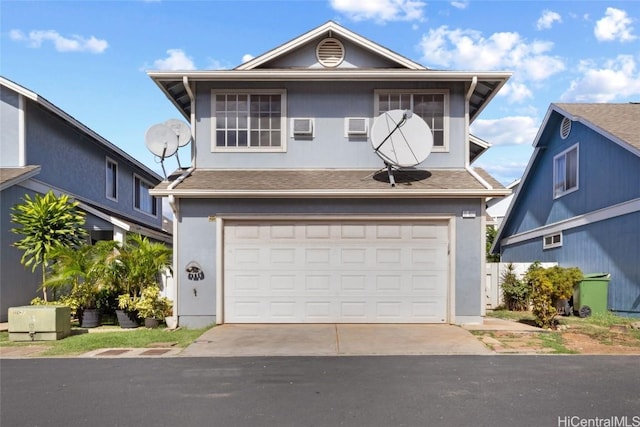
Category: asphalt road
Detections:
[{"x1": 1, "y1": 356, "x2": 639, "y2": 427}]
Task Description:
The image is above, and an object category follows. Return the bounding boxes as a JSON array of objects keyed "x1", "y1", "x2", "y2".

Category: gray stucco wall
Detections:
[
  {"x1": 1, "y1": 187, "x2": 43, "y2": 321},
  {"x1": 174, "y1": 197, "x2": 484, "y2": 327},
  {"x1": 1, "y1": 86, "x2": 21, "y2": 167},
  {"x1": 192, "y1": 81, "x2": 468, "y2": 170},
  {"x1": 25, "y1": 102, "x2": 163, "y2": 230}
]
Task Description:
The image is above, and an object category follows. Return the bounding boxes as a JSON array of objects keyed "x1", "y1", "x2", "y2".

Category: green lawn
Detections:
[{"x1": 0, "y1": 325, "x2": 212, "y2": 356}]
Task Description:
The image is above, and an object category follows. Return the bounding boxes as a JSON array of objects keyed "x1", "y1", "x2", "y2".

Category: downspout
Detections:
[
  {"x1": 464, "y1": 76, "x2": 492, "y2": 190},
  {"x1": 464, "y1": 75, "x2": 490, "y2": 322},
  {"x1": 167, "y1": 75, "x2": 196, "y2": 325}
]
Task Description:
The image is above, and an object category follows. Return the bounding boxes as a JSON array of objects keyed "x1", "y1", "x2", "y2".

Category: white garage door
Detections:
[{"x1": 224, "y1": 220, "x2": 449, "y2": 323}]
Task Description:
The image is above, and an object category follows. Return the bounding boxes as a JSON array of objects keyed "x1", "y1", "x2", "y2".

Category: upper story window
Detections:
[
  {"x1": 106, "y1": 158, "x2": 118, "y2": 201},
  {"x1": 134, "y1": 175, "x2": 157, "y2": 216},
  {"x1": 553, "y1": 144, "x2": 579, "y2": 198},
  {"x1": 212, "y1": 90, "x2": 286, "y2": 152},
  {"x1": 375, "y1": 90, "x2": 449, "y2": 151}
]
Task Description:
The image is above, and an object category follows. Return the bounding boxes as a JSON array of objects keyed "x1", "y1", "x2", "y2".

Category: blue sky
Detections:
[{"x1": 2, "y1": 0, "x2": 639, "y2": 185}]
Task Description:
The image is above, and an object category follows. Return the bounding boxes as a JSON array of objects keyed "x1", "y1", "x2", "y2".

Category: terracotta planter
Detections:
[
  {"x1": 115, "y1": 310, "x2": 139, "y2": 329},
  {"x1": 79, "y1": 308, "x2": 101, "y2": 328}
]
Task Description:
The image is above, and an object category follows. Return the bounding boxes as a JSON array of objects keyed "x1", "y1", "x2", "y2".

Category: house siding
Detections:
[
  {"x1": 1, "y1": 187, "x2": 43, "y2": 320},
  {"x1": 501, "y1": 211, "x2": 640, "y2": 314},
  {"x1": 502, "y1": 117, "x2": 640, "y2": 237},
  {"x1": 175, "y1": 198, "x2": 485, "y2": 327},
  {"x1": 193, "y1": 81, "x2": 467, "y2": 170},
  {"x1": 0, "y1": 86, "x2": 21, "y2": 166},
  {"x1": 25, "y1": 101, "x2": 163, "y2": 230}
]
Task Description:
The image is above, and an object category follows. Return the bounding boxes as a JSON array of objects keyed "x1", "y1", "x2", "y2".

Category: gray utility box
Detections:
[{"x1": 8, "y1": 306, "x2": 71, "y2": 341}]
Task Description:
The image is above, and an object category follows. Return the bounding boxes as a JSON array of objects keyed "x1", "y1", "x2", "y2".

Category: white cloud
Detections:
[
  {"x1": 497, "y1": 82, "x2": 533, "y2": 103},
  {"x1": 418, "y1": 26, "x2": 565, "y2": 104},
  {"x1": 450, "y1": 1, "x2": 468, "y2": 10},
  {"x1": 153, "y1": 49, "x2": 196, "y2": 71},
  {"x1": 329, "y1": 0, "x2": 425, "y2": 23},
  {"x1": 242, "y1": 54, "x2": 255, "y2": 63},
  {"x1": 594, "y1": 7, "x2": 636, "y2": 42},
  {"x1": 470, "y1": 116, "x2": 539, "y2": 146},
  {"x1": 10, "y1": 29, "x2": 108, "y2": 53},
  {"x1": 537, "y1": 10, "x2": 562, "y2": 30},
  {"x1": 419, "y1": 26, "x2": 565, "y2": 76},
  {"x1": 561, "y1": 55, "x2": 640, "y2": 102}
]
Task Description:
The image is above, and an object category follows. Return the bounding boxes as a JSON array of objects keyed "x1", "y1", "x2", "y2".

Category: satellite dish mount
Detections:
[
  {"x1": 370, "y1": 109, "x2": 433, "y2": 187},
  {"x1": 144, "y1": 119, "x2": 192, "y2": 179}
]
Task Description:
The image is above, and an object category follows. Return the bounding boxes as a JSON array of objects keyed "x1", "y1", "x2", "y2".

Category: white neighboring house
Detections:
[{"x1": 487, "y1": 179, "x2": 520, "y2": 228}]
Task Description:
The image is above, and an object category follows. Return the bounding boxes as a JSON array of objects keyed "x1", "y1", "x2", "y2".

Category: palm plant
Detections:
[
  {"x1": 46, "y1": 240, "x2": 120, "y2": 312},
  {"x1": 115, "y1": 233, "x2": 172, "y2": 312},
  {"x1": 11, "y1": 191, "x2": 87, "y2": 301}
]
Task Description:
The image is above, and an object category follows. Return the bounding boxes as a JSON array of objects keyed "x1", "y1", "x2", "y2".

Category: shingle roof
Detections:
[
  {"x1": 152, "y1": 168, "x2": 508, "y2": 198},
  {"x1": 553, "y1": 103, "x2": 640, "y2": 151},
  {"x1": 0, "y1": 166, "x2": 40, "y2": 191}
]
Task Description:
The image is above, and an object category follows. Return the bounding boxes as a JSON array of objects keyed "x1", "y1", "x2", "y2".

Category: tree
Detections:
[
  {"x1": 11, "y1": 191, "x2": 87, "y2": 301},
  {"x1": 486, "y1": 226, "x2": 500, "y2": 262}
]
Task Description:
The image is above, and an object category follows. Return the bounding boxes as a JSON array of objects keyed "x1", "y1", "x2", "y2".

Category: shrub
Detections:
[
  {"x1": 501, "y1": 263, "x2": 529, "y2": 311},
  {"x1": 524, "y1": 262, "x2": 583, "y2": 329}
]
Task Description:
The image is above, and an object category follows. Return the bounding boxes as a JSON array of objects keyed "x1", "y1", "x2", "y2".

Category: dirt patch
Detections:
[
  {"x1": 561, "y1": 331, "x2": 640, "y2": 355},
  {"x1": 476, "y1": 328, "x2": 640, "y2": 355}
]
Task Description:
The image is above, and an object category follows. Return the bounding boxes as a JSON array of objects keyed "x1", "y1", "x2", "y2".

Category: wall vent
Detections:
[
  {"x1": 316, "y1": 38, "x2": 345, "y2": 68},
  {"x1": 560, "y1": 117, "x2": 572, "y2": 139},
  {"x1": 345, "y1": 117, "x2": 369, "y2": 137},
  {"x1": 291, "y1": 118, "x2": 314, "y2": 137}
]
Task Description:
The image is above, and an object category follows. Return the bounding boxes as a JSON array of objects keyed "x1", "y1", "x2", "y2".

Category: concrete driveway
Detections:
[{"x1": 179, "y1": 323, "x2": 494, "y2": 357}]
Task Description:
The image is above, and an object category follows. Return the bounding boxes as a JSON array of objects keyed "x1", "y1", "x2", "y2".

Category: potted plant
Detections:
[
  {"x1": 111, "y1": 233, "x2": 172, "y2": 328},
  {"x1": 134, "y1": 285, "x2": 172, "y2": 328},
  {"x1": 46, "y1": 241, "x2": 119, "y2": 328}
]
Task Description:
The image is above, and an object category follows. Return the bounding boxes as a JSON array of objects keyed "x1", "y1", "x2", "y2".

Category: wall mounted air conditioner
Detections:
[
  {"x1": 345, "y1": 117, "x2": 369, "y2": 137},
  {"x1": 291, "y1": 118, "x2": 314, "y2": 137}
]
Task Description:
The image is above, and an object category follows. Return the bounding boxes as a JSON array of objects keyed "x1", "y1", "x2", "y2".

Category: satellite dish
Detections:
[
  {"x1": 370, "y1": 109, "x2": 433, "y2": 168},
  {"x1": 164, "y1": 119, "x2": 192, "y2": 147},
  {"x1": 145, "y1": 123, "x2": 179, "y2": 158}
]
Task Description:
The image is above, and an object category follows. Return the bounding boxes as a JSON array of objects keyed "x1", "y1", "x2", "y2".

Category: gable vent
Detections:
[
  {"x1": 560, "y1": 117, "x2": 572, "y2": 139},
  {"x1": 316, "y1": 38, "x2": 345, "y2": 68}
]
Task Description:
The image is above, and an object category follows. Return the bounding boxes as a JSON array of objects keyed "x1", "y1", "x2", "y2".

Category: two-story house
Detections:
[
  {"x1": 149, "y1": 22, "x2": 511, "y2": 328},
  {"x1": 0, "y1": 76, "x2": 170, "y2": 321},
  {"x1": 493, "y1": 103, "x2": 640, "y2": 317}
]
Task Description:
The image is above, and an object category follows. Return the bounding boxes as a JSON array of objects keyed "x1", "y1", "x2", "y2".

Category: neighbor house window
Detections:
[
  {"x1": 543, "y1": 232, "x2": 563, "y2": 249},
  {"x1": 212, "y1": 90, "x2": 286, "y2": 151},
  {"x1": 106, "y1": 158, "x2": 118, "y2": 200},
  {"x1": 134, "y1": 175, "x2": 157, "y2": 216},
  {"x1": 375, "y1": 91, "x2": 449, "y2": 151},
  {"x1": 553, "y1": 144, "x2": 579, "y2": 198}
]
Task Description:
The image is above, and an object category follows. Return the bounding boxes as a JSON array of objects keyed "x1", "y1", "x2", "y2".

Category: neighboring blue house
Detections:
[
  {"x1": 494, "y1": 103, "x2": 640, "y2": 317},
  {"x1": 0, "y1": 76, "x2": 171, "y2": 321},
  {"x1": 149, "y1": 21, "x2": 511, "y2": 327}
]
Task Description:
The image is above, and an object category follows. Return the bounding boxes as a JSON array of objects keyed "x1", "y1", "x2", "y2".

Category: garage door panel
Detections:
[{"x1": 224, "y1": 220, "x2": 449, "y2": 323}]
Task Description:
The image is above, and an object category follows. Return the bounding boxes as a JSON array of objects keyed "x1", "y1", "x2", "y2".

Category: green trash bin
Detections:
[{"x1": 572, "y1": 273, "x2": 611, "y2": 318}]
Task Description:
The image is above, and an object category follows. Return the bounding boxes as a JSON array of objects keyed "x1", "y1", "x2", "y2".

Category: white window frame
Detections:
[
  {"x1": 133, "y1": 174, "x2": 157, "y2": 217},
  {"x1": 543, "y1": 232, "x2": 563, "y2": 250},
  {"x1": 211, "y1": 89, "x2": 287, "y2": 152},
  {"x1": 106, "y1": 157, "x2": 118, "y2": 201},
  {"x1": 553, "y1": 143, "x2": 579, "y2": 199},
  {"x1": 374, "y1": 90, "x2": 449, "y2": 152}
]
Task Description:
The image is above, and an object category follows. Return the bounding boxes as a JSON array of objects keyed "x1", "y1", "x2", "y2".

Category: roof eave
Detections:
[{"x1": 150, "y1": 188, "x2": 512, "y2": 199}]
